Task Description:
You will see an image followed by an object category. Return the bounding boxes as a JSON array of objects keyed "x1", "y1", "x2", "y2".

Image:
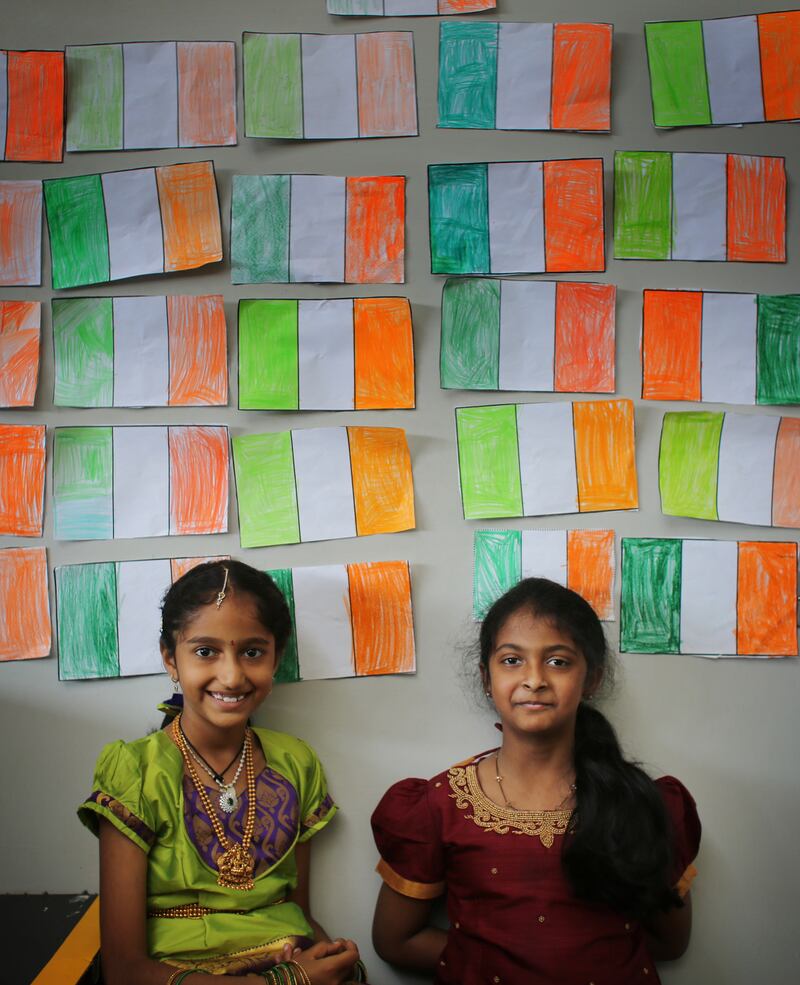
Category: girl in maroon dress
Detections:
[{"x1": 371, "y1": 578, "x2": 700, "y2": 985}]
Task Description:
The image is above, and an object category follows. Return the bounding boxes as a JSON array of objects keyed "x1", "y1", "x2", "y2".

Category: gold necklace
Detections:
[
  {"x1": 494, "y1": 753, "x2": 576, "y2": 812},
  {"x1": 173, "y1": 715, "x2": 256, "y2": 890}
]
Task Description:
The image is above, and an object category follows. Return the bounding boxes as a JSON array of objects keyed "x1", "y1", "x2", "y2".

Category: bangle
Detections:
[
  {"x1": 353, "y1": 958, "x2": 368, "y2": 982},
  {"x1": 287, "y1": 960, "x2": 312, "y2": 985},
  {"x1": 165, "y1": 970, "x2": 209, "y2": 985}
]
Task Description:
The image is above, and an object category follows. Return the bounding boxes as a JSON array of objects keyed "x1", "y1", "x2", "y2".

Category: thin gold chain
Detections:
[{"x1": 494, "y1": 753, "x2": 576, "y2": 812}]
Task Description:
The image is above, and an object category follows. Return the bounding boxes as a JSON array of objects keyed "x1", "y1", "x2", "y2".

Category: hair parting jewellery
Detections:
[
  {"x1": 177, "y1": 717, "x2": 245, "y2": 814},
  {"x1": 216, "y1": 565, "x2": 230, "y2": 608}
]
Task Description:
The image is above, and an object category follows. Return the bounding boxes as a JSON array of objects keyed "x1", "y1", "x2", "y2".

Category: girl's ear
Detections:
[
  {"x1": 480, "y1": 664, "x2": 491, "y2": 697},
  {"x1": 161, "y1": 643, "x2": 177, "y2": 680}
]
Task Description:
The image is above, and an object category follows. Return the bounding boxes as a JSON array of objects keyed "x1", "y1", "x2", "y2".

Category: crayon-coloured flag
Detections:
[
  {"x1": 0, "y1": 180, "x2": 42, "y2": 286},
  {"x1": 0, "y1": 301, "x2": 40, "y2": 408},
  {"x1": 0, "y1": 50, "x2": 64, "y2": 161},
  {"x1": 329, "y1": 1, "x2": 495, "y2": 14},
  {"x1": 0, "y1": 547, "x2": 51, "y2": 662},
  {"x1": 0, "y1": 424, "x2": 45, "y2": 537}
]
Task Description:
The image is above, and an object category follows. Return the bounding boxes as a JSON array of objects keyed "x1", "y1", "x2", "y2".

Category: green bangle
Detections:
[{"x1": 174, "y1": 972, "x2": 210, "y2": 985}]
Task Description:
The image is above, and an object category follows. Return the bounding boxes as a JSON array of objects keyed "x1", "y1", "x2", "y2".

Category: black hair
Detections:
[{"x1": 479, "y1": 577, "x2": 681, "y2": 919}]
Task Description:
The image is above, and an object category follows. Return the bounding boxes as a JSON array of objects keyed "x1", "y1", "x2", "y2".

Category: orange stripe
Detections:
[
  {"x1": 6, "y1": 50, "x2": 64, "y2": 162},
  {"x1": 167, "y1": 295, "x2": 227, "y2": 406},
  {"x1": 772, "y1": 417, "x2": 800, "y2": 529},
  {"x1": 727, "y1": 155, "x2": 786, "y2": 263},
  {"x1": 377, "y1": 858, "x2": 445, "y2": 899},
  {"x1": 0, "y1": 423, "x2": 45, "y2": 536},
  {"x1": 554, "y1": 282, "x2": 615, "y2": 393},
  {"x1": 439, "y1": 0, "x2": 493, "y2": 11},
  {"x1": 676, "y1": 864, "x2": 698, "y2": 899},
  {"x1": 345, "y1": 176, "x2": 404, "y2": 284},
  {"x1": 30, "y1": 898, "x2": 99, "y2": 985},
  {"x1": 356, "y1": 33, "x2": 416, "y2": 138},
  {"x1": 354, "y1": 298, "x2": 414, "y2": 410},
  {"x1": 350, "y1": 561, "x2": 414, "y2": 676},
  {"x1": 543, "y1": 159, "x2": 604, "y2": 273},
  {"x1": 0, "y1": 180, "x2": 41, "y2": 286},
  {"x1": 573, "y1": 399, "x2": 638, "y2": 512},
  {"x1": 0, "y1": 300, "x2": 40, "y2": 407},
  {"x1": 170, "y1": 556, "x2": 229, "y2": 584},
  {"x1": 566, "y1": 530, "x2": 615, "y2": 621},
  {"x1": 178, "y1": 42, "x2": 236, "y2": 147},
  {"x1": 156, "y1": 162, "x2": 222, "y2": 273},
  {"x1": 348, "y1": 426, "x2": 415, "y2": 536},
  {"x1": 641, "y1": 290, "x2": 702, "y2": 401},
  {"x1": 0, "y1": 547, "x2": 50, "y2": 661},
  {"x1": 169, "y1": 426, "x2": 228, "y2": 535},
  {"x1": 551, "y1": 23, "x2": 612, "y2": 131},
  {"x1": 737, "y1": 542, "x2": 798, "y2": 656},
  {"x1": 758, "y1": 12, "x2": 800, "y2": 121}
]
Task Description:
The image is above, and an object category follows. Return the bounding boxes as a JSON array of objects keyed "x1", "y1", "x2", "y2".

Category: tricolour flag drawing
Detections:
[
  {"x1": 232, "y1": 426, "x2": 415, "y2": 548},
  {"x1": 53, "y1": 295, "x2": 227, "y2": 408},
  {"x1": 244, "y1": 31, "x2": 417, "y2": 139},
  {"x1": 0, "y1": 301, "x2": 40, "y2": 408},
  {"x1": 0, "y1": 424, "x2": 45, "y2": 537},
  {"x1": 642, "y1": 290, "x2": 800, "y2": 406},
  {"x1": 239, "y1": 298, "x2": 414, "y2": 410},
  {"x1": 232, "y1": 174, "x2": 405, "y2": 285},
  {"x1": 43, "y1": 161, "x2": 223, "y2": 290},
  {"x1": 441, "y1": 279, "x2": 615, "y2": 393},
  {"x1": 66, "y1": 41, "x2": 236, "y2": 151},
  {"x1": 473, "y1": 529, "x2": 615, "y2": 621},
  {"x1": 0, "y1": 180, "x2": 42, "y2": 286},
  {"x1": 438, "y1": 21, "x2": 611, "y2": 131},
  {"x1": 646, "y1": 11, "x2": 800, "y2": 127},
  {"x1": 659, "y1": 411, "x2": 800, "y2": 529},
  {"x1": 52, "y1": 426, "x2": 229, "y2": 540},
  {"x1": 329, "y1": 0, "x2": 495, "y2": 14},
  {"x1": 621, "y1": 538, "x2": 798, "y2": 658},
  {"x1": 1, "y1": 50, "x2": 64, "y2": 161},
  {"x1": 429, "y1": 160, "x2": 604, "y2": 275},
  {"x1": 455, "y1": 399, "x2": 638, "y2": 520},
  {"x1": 614, "y1": 151, "x2": 786, "y2": 263},
  {"x1": 0, "y1": 547, "x2": 51, "y2": 662}
]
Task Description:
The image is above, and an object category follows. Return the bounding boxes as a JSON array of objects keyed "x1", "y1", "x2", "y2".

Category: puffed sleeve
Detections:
[
  {"x1": 294, "y1": 738, "x2": 338, "y2": 843},
  {"x1": 77, "y1": 740, "x2": 157, "y2": 854},
  {"x1": 371, "y1": 778, "x2": 445, "y2": 900},
  {"x1": 657, "y1": 775, "x2": 701, "y2": 898}
]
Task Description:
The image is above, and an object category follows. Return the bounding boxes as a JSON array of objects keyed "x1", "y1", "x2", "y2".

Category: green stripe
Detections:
[
  {"x1": 438, "y1": 22, "x2": 498, "y2": 129},
  {"x1": 267, "y1": 568, "x2": 300, "y2": 683},
  {"x1": 238, "y1": 300, "x2": 299, "y2": 410},
  {"x1": 756, "y1": 294, "x2": 800, "y2": 405},
  {"x1": 620, "y1": 539, "x2": 682, "y2": 653},
  {"x1": 473, "y1": 530, "x2": 521, "y2": 620},
  {"x1": 329, "y1": 0, "x2": 383, "y2": 11},
  {"x1": 44, "y1": 175, "x2": 110, "y2": 290},
  {"x1": 243, "y1": 33, "x2": 302, "y2": 139},
  {"x1": 440, "y1": 278, "x2": 500, "y2": 389},
  {"x1": 456, "y1": 405, "x2": 522, "y2": 519},
  {"x1": 233, "y1": 432, "x2": 300, "y2": 547},
  {"x1": 57, "y1": 563, "x2": 120, "y2": 680},
  {"x1": 231, "y1": 175, "x2": 290, "y2": 284},
  {"x1": 53, "y1": 427, "x2": 113, "y2": 540},
  {"x1": 659, "y1": 411, "x2": 723, "y2": 520},
  {"x1": 429, "y1": 164, "x2": 490, "y2": 275},
  {"x1": 53, "y1": 298, "x2": 113, "y2": 407},
  {"x1": 614, "y1": 151, "x2": 673, "y2": 260},
  {"x1": 645, "y1": 22, "x2": 711, "y2": 128},
  {"x1": 65, "y1": 45, "x2": 123, "y2": 151}
]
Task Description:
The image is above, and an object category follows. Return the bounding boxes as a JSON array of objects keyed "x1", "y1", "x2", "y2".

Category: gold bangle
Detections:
[
  {"x1": 164, "y1": 970, "x2": 184, "y2": 985},
  {"x1": 287, "y1": 960, "x2": 312, "y2": 985}
]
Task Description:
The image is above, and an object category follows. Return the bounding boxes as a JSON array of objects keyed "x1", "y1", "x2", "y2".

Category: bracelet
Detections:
[
  {"x1": 287, "y1": 960, "x2": 312, "y2": 985},
  {"x1": 261, "y1": 964, "x2": 297, "y2": 985},
  {"x1": 353, "y1": 958, "x2": 368, "y2": 982},
  {"x1": 165, "y1": 969, "x2": 210, "y2": 985}
]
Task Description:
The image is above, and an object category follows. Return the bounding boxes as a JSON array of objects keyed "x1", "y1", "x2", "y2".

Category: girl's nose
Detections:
[{"x1": 217, "y1": 653, "x2": 246, "y2": 688}]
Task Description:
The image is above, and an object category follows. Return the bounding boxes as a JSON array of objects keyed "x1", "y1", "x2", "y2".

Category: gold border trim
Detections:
[{"x1": 377, "y1": 858, "x2": 444, "y2": 900}]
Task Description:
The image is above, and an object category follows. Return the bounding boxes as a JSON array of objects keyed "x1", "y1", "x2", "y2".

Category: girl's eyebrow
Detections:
[{"x1": 185, "y1": 635, "x2": 272, "y2": 646}]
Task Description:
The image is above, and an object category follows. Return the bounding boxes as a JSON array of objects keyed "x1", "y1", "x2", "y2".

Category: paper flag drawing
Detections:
[
  {"x1": 614, "y1": 151, "x2": 786, "y2": 263},
  {"x1": 231, "y1": 174, "x2": 404, "y2": 284},
  {"x1": 53, "y1": 425, "x2": 229, "y2": 540},
  {"x1": 0, "y1": 180, "x2": 42, "y2": 286},
  {"x1": 659, "y1": 411, "x2": 800, "y2": 529},
  {"x1": 473, "y1": 529, "x2": 615, "y2": 621},
  {"x1": 244, "y1": 31, "x2": 417, "y2": 139},
  {"x1": 329, "y1": 1, "x2": 495, "y2": 14},
  {"x1": 620, "y1": 538, "x2": 797, "y2": 658},
  {"x1": 646, "y1": 11, "x2": 800, "y2": 127},
  {"x1": 44, "y1": 161, "x2": 222, "y2": 290},
  {"x1": 0, "y1": 424, "x2": 45, "y2": 537},
  {"x1": 0, "y1": 547, "x2": 51, "y2": 662},
  {"x1": 441, "y1": 279, "x2": 614, "y2": 393},
  {"x1": 239, "y1": 297, "x2": 414, "y2": 411},
  {"x1": 1, "y1": 50, "x2": 64, "y2": 161},
  {"x1": 66, "y1": 41, "x2": 236, "y2": 151},
  {"x1": 438, "y1": 22, "x2": 611, "y2": 131},
  {"x1": 456, "y1": 399, "x2": 637, "y2": 520},
  {"x1": 0, "y1": 301, "x2": 40, "y2": 408},
  {"x1": 53, "y1": 295, "x2": 227, "y2": 408},
  {"x1": 429, "y1": 160, "x2": 604, "y2": 275},
  {"x1": 233, "y1": 426, "x2": 415, "y2": 548},
  {"x1": 642, "y1": 290, "x2": 800, "y2": 406}
]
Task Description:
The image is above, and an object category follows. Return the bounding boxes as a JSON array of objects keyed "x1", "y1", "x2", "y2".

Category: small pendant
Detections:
[
  {"x1": 219, "y1": 785, "x2": 238, "y2": 814},
  {"x1": 216, "y1": 843, "x2": 255, "y2": 891}
]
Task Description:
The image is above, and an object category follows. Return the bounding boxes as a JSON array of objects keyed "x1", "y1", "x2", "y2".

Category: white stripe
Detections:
[
  {"x1": 116, "y1": 559, "x2": 171, "y2": 676},
  {"x1": 0, "y1": 52, "x2": 8, "y2": 159},
  {"x1": 517, "y1": 402, "x2": 579, "y2": 516},
  {"x1": 680, "y1": 540, "x2": 738, "y2": 655},
  {"x1": 122, "y1": 42, "x2": 178, "y2": 149},
  {"x1": 291, "y1": 565, "x2": 355, "y2": 679},
  {"x1": 521, "y1": 529, "x2": 568, "y2": 584},
  {"x1": 496, "y1": 22, "x2": 553, "y2": 130},
  {"x1": 385, "y1": 0, "x2": 437, "y2": 13},
  {"x1": 301, "y1": 34, "x2": 358, "y2": 139},
  {"x1": 672, "y1": 153, "x2": 727, "y2": 261},
  {"x1": 113, "y1": 297, "x2": 169, "y2": 407},
  {"x1": 113, "y1": 427, "x2": 169, "y2": 538},
  {"x1": 289, "y1": 175, "x2": 346, "y2": 283},
  {"x1": 701, "y1": 293, "x2": 757, "y2": 405},
  {"x1": 704, "y1": 16, "x2": 765, "y2": 125},
  {"x1": 102, "y1": 168, "x2": 164, "y2": 281},
  {"x1": 717, "y1": 413, "x2": 781, "y2": 526},
  {"x1": 298, "y1": 299, "x2": 354, "y2": 410},
  {"x1": 488, "y1": 162, "x2": 544, "y2": 273},
  {"x1": 498, "y1": 280, "x2": 556, "y2": 391},
  {"x1": 292, "y1": 427, "x2": 357, "y2": 542}
]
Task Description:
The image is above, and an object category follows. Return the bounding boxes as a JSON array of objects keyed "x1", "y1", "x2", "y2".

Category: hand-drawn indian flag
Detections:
[
  {"x1": 429, "y1": 160, "x2": 604, "y2": 275},
  {"x1": 0, "y1": 547, "x2": 51, "y2": 662},
  {"x1": 0, "y1": 424, "x2": 45, "y2": 537},
  {"x1": 646, "y1": 11, "x2": 800, "y2": 127},
  {"x1": 329, "y1": 0, "x2": 495, "y2": 13},
  {"x1": 0, "y1": 180, "x2": 42, "y2": 286},
  {"x1": 0, "y1": 301, "x2": 40, "y2": 408},
  {"x1": 43, "y1": 161, "x2": 223, "y2": 290},
  {"x1": 239, "y1": 298, "x2": 414, "y2": 410},
  {"x1": 441, "y1": 279, "x2": 615, "y2": 392},
  {"x1": 473, "y1": 529, "x2": 615, "y2": 621},
  {"x1": 231, "y1": 174, "x2": 405, "y2": 284},
  {"x1": 614, "y1": 151, "x2": 786, "y2": 262},
  {"x1": 232, "y1": 426, "x2": 415, "y2": 548},
  {"x1": 621, "y1": 538, "x2": 798, "y2": 658},
  {"x1": 642, "y1": 290, "x2": 800, "y2": 406},
  {"x1": 659, "y1": 411, "x2": 800, "y2": 529},
  {"x1": 455, "y1": 399, "x2": 638, "y2": 520},
  {"x1": 52, "y1": 295, "x2": 227, "y2": 408},
  {"x1": 1, "y1": 50, "x2": 64, "y2": 161},
  {"x1": 244, "y1": 31, "x2": 417, "y2": 139},
  {"x1": 52, "y1": 425, "x2": 229, "y2": 540}
]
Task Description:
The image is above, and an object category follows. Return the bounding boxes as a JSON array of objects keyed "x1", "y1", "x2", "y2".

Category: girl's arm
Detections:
[
  {"x1": 288, "y1": 840, "x2": 331, "y2": 942},
  {"x1": 645, "y1": 892, "x2": 693, "y2": 961},
  {"x1": 372, "y1": 883, "x2": 447, "y2": 972}
]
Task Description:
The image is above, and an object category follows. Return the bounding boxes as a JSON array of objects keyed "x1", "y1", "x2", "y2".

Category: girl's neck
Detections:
[
  {"x1": 178, "y1": 711, "x2": 248, "y2": 764},
  {"x1": 497, "y1": 727, "x2": 575, "y2": 781}
]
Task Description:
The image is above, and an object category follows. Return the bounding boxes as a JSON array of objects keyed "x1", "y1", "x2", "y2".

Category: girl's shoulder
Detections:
[
  {"x1": 375, "y1": 749, "x2": 498, "y2": 818},
  {"x1": 251, "y1": 727, "x2": 326, "y2": 780}
]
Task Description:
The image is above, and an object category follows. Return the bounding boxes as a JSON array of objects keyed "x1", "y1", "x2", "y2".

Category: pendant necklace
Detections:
[
  {"x1": 494, "y1": 753, "x2": 577, "y2": 811},
  {"x1": 178, "y1": 718, "x2": 246, "y2": 814}
]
